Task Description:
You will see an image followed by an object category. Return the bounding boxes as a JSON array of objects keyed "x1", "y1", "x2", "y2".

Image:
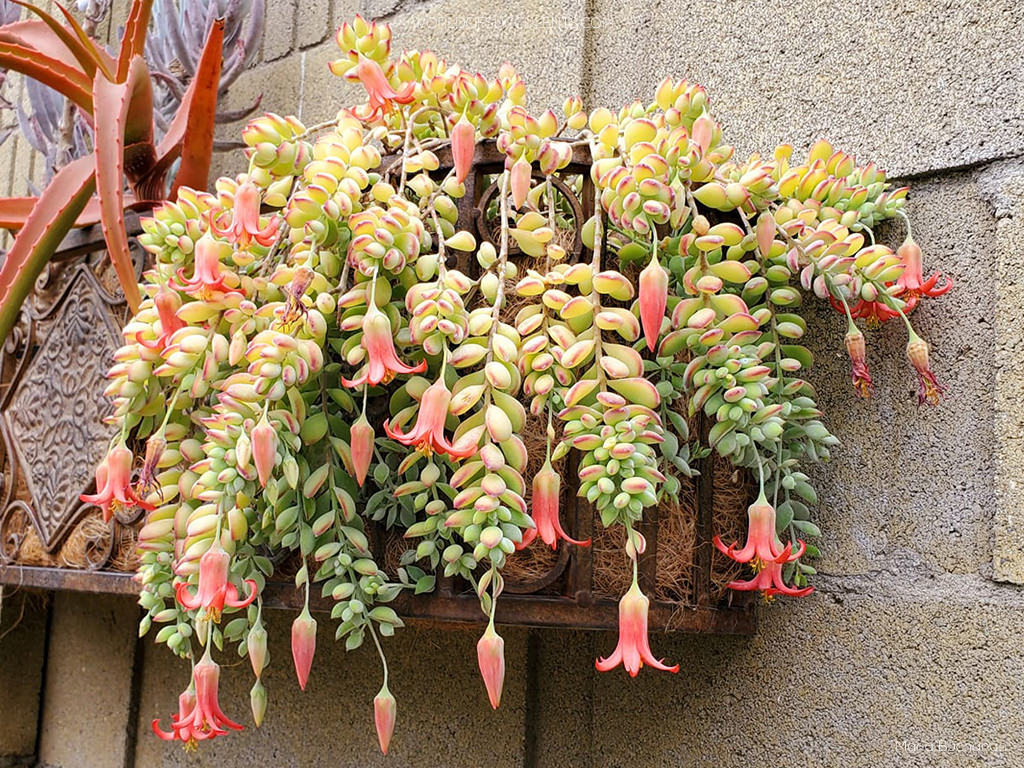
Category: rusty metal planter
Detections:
[{"x1": 0, "y1": 144, "x2": 755, "y2": 635}]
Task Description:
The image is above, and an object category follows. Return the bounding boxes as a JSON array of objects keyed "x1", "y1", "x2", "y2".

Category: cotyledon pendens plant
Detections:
[{"x1": 85, "y1": 14, "x2": 950, "y2": 753}]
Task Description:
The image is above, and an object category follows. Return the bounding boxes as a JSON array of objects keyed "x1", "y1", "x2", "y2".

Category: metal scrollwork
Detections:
[{"x1": 0, "y1": 224, "x2": 144, "y2": 571}]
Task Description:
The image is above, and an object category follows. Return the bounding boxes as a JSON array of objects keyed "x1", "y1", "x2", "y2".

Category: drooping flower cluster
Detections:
[{"x1": 80, "y1": 13, "x2": 948, "y2": 756}]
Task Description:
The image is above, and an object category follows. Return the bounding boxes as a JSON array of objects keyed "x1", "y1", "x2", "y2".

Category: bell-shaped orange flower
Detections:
[
  {"x1": 844, "y1": 322, "x2": 873, "y2": 398},
  {"x1": 384, "y1": 379, "x2": 477, "y2": 459},
  {"x1": 80, "y1": 443, "x2": 153, "y2": 522},
  {"x1": 354, "y1": 58, "x2": 415, "y2": 119},
  {"x1": 714, "y1": 493, "x2": 813, "y2": 598},
  {"x1": 172, "y1": 236, "x2": 238, "y2": 299},
  {"x1": 518, "y1": 460, "x2": 589, "y2": 550},
  {"x1": 151, "y1": 686, "x2": 200, "y2": 749},
  {"x1": 595, "y1": 579, "x2": 679, "y2": 677},
  {"x1": 906, "y1": 330, "x2": 944, "y2": 406},
  {"x1": 211, "y1": 181, "x2": 279, "y2": 248},
  {"x1": 174, "y1": 538, "x2": 257, "y2": 622},
  {"x1": 895, "y1": 236, "x2": 951, "y2": 309},
  {"x1": 153, "y1": 656, "x2": 243, "y2": 746},
  {"x1": 715, "y1": 492, "x2": 804, "y2": 566},
  {"x1": 342, "y1": 302, "x2": 425, "y2": 388},
  {"x1": 136, "y1": 287, "x2": 184, "y2": 350}
]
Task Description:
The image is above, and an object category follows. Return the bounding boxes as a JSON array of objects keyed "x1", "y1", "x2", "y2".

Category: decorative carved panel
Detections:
[{"x1": 0, "y1": 227, "x2": 144, "y2": 570}]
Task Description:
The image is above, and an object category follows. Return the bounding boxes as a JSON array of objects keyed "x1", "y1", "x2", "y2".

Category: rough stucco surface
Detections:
[
  {"x1": 2, "y1": 0, "x2": 1024, "y2": 766},
  {"x1": 134, "y1": 623, "x2": 528, "y2": 767},
  {"x1": 0, "y1": 593, "x2": 46, "y2": 766},
  {"x1": 35, "y1": 593, "x2": 138, "y2": 768},
  {"x1": 585, "y1": 0, "x2": 1024, "y2": 178}
]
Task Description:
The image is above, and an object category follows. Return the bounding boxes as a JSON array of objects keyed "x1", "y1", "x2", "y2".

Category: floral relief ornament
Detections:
[{"x1": 74, "y1": 13, "x2": 950, "y2": 754}]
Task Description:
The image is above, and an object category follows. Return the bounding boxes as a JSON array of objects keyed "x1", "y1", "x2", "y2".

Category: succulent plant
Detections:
[{"x1": 75, "y1": 13, "x2": 949, "y2": 753}]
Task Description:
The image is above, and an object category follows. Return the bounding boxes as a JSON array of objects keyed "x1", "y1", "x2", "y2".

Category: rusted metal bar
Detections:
[{"x1": 0, "y1": 564, "x2": 756, "y2": 634}]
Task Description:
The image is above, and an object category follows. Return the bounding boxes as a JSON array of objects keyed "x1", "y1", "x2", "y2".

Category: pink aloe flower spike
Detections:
[
  {"x1": 518, "y1": 459, "x2": 589, "y2": 550},
  {"x1": 342, "y1": 301, "x2": 426, "y2": 388},
  {"x1": 354, "y1": 58, "x2": 415, "y2": 119},
  {"x1": 374, "y1": 683, "x2": 397, "y2": 755},
  {"x1": 81, "y1": 443, "x2": 153, "y2": 523},
  {"x1": 174, "y1": 538, "x2": 257, "y2": 622},
  {"x1": 291, "y1": 607, "x2": 317, "y2": 691},
  {"x1": 211, "y1": 181, "x2": 279, "y2": 247},
  {"x1": 477, "y1": 620, "x2": 505, "y2": 709},
  {"x1": 451, "y1": 114, "x2": 476, "y2": 184},
  {"x1": 350, "y1": 413, "x2": 375, "y2": 487},
  {"x1": 638, "y1": 253, "x2": 668, "y2": 352},
  {"x1": 595, "y1": 579, "x2": 679, "y2": 677},
  {"x1": 384, "y1": 379, "x2": 477, "y2": 460}
]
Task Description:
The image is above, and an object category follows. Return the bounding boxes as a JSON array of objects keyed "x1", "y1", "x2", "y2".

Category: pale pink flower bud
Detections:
[
  {"x1": 510, "y1": 157, "x2": 531, "y2": 210},
  {"x1": 250, "y1": 680, "x2": 267, "y2": 727},
  {"x1": 291, "y1": 607, "x2": 317, "y2": 691},
  {"x1": 251, "y1": 415, "x2": 278, "y2": 488},
  {"x1": 476, "y1": 621, "x2": 505, "y2": 709},
  {"x1": 451, "y1": 115, "x2": 476, "y2": 184},
  {"x1": 350, "y1": 414, "x2": 374, "y2": 487},
  {"x1": 638, "y1": 253, "x2": 669, "y2": 352},
  {"x1": 247, "y1": 623, "x2": 268, "y2": 677},
  {"x1": 373, "y1": 683, "x2": 397, "y2": 755}
]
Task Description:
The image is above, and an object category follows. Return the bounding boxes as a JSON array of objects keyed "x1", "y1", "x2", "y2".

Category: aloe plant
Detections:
[
  {"x1": 146, "y1": 0, "x2": 264, "y2": 137},
  {"x1": 0, "y1": 0, "x2": 226, "y2": 339}
]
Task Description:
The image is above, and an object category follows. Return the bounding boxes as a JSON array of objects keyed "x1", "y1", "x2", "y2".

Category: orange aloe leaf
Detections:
[
  {"x1": 9, "y1": 0, "x2": 111, "y2": 79},
  {"x1": 0, "y1": 38, "x2": 92, "y2": 111},
  {"x1": 0, "y1": 156, "x2": 96, "y2": 342},
  {"x1": 151, "y1": 18, "x2": 224, "y2": 197},
  {"x1": 115, "y1": 0, "x2": 153, "y2": 81},
  {"x1": 0, "y1": 19, "x2": 80, "y2": 69},
  {"x1": 93, "y1": 58, "x2": 147, "y2": 313},
  {"x1": 0, "y1": 193, "x2": 144, "y2": 231}
]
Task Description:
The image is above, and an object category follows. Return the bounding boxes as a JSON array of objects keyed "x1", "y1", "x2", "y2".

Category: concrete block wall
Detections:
[{"x1": 2, "y1": 0, "x2": 1024, "y2": 766}]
